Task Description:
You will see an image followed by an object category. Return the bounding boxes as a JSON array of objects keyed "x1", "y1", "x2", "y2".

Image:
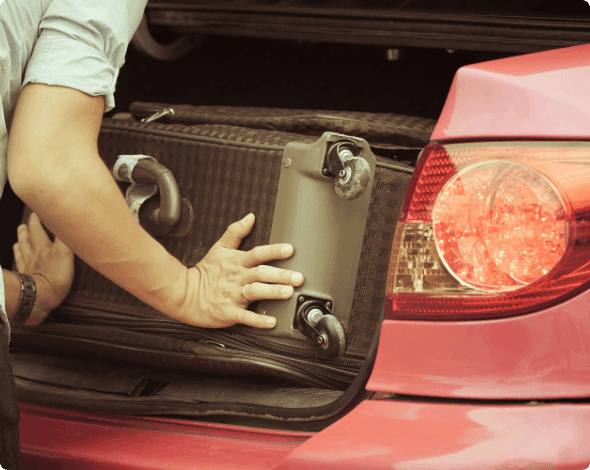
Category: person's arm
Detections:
[
  {"x1": 3, "y1": 270, "x2": 21, "y2": 318},
  {"x1": 8, "y1": 84, "x2": 189, "y2": 317},
  {"x1": 4, "y1": 213, "x2": 74, "y2": 325},
  {"x1": 7, "y1": 84, "x2": 302, "y2": 328}
]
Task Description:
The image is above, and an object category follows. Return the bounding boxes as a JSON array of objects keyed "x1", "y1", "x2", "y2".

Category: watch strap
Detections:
[{"x1": 11, "y1": 273, "x2": 37, "y2": 325}]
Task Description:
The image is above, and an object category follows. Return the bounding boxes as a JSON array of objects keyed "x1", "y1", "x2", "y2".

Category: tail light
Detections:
[{"x1": 385, "y1": 142, "x2": 590, "y2": 320}]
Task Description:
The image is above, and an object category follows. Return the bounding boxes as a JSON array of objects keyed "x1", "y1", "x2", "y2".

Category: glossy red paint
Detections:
[
  {"x1": 431, "y1": 44, "x2": 590, "y2": 142},
  {"x1": 271, "y1": 400, "x2": 590, "y2": 470},
  {"x1": 368, "y1": 285, "x2": 590, "y2": 399},
  {"x1": 19, "y1": 403, "x2": 311, "y2": 470}
]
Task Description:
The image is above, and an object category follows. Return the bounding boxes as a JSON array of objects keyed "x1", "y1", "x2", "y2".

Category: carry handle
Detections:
[{"x1": 119, "y1": 159, "x2": 181, "y2": 227}]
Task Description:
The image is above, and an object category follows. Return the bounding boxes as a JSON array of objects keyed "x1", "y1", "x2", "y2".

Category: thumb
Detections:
[{"x1": 214, "y1": 213, "x2": 255, "y2": 250}]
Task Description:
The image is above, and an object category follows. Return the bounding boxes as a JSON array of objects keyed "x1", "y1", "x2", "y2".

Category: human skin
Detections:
[
  {"x1": 7, "y1": 84, "x2": 303, "y2": 329},
  {"x1": 3, "y1": 212, "x2": 74, "y2": 325}
]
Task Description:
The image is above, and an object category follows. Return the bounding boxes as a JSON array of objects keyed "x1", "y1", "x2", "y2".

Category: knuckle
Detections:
[
  {"x1": 244, "y1": 283, "x2": 253, "y2": 297},
  {"x1": 251, "y1": 246, "x2": 266, "y2": 260},
  {"x1": 225, "y1": 225, "x2": 238, "y2": 237},
  {"x1": 276, "y1": 284, "x2": 287, "y2": 295},
  {"x1": 282, "y1": 269, "x2": 294, "y2": 281},
  {"x1": 238, "y1": 310, "x2": 255, "y2": 325}
]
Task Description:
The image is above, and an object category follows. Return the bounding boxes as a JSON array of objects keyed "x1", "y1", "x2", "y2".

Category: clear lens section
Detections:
[
  {"x1": 388, "y1": 223, "x2": 462, "y2": 294},
  {"x1": 432, "y1": 161, "x2": 567, "y2": 291}
]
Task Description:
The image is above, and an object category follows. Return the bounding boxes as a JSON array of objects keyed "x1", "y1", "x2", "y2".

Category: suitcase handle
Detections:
[{"x1": 124, "y1": 159, "x2": 182, "y2": 228}]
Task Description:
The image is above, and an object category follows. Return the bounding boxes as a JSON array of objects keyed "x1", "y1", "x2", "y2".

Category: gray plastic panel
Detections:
[{"x1": 256, "y1": 132, "x2": 376, "y2": 341}]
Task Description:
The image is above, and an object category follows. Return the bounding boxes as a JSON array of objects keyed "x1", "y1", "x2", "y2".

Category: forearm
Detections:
[
  {"x1": 17, "y1": 154, "x2": 186, "y2": 316},
  {"x1": 8, "y1": 85, "x2": 188, "y2": 319}
]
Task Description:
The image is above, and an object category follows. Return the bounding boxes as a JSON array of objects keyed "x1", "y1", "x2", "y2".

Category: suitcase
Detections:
[{"x1": 11, "y1": 103, "x2": 435, "y2": 390}]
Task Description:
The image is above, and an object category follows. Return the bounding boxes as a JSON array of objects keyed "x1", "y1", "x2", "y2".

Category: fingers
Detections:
[
  {"x1": 245, "y1": 264, "x2": 304, "y2": 287},
  {"x1": 214, "y1": 214, "x2": 255, "y2": 250},
  {"x1": 16, "y1": 224, "x2": 33, "y2": 259},
  {"x1": 242, "y1": 243, "x2": 294, "y2": 269},
  {"x1": 233, "y1": 308, "x2": 277, "y2": 329},
  {"x1": 28, "y1": 212, "x2": 51, "y2": 250},
  {"x1": 241, "y1": 282, "x2": 294, "y2": 304},
  {"x1": 13, "y1": 244, "x2": 24, "y2": 272}
]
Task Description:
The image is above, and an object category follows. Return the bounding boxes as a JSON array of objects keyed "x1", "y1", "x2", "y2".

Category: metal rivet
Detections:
[
  {"x1": 298, "y1": 296, "x2": 305, "y2": 302},
  {"x1": 260, "y1": 309, "x2": 266, "y2": 315},
  {"x1": 317, "y1": 336, "x2": 324, "y2": 344},
  {"x1": 284, "y1": 157, "x2": 291, "y2": 168},
  {"x1": 322, "y1": 168, "x2": 329, "y2": 175},
  {"x1": 326, "y1": 301, "x2": 332, "y2": 309}
]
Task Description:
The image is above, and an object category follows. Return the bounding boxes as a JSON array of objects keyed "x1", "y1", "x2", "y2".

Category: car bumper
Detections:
[
  {"x1": 272, "y1": 399, "x2": 590, "y2": 470},
  {"x1": 20, "y1": 399, "x2": 590, "y2": 470}
]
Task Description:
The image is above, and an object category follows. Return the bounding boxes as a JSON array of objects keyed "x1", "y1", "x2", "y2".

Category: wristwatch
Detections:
[{"x1": 10, "y1": 273, "x2": 37, "y2": 325}]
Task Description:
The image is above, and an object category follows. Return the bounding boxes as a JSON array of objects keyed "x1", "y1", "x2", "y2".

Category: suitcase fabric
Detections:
[{"x1": 11, "y1": 104, "x2": 435, "y2": 389}]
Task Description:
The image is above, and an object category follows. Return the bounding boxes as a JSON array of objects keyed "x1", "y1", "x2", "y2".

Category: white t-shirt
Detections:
[{"x1": 0, "y1": 0, "x2": 147, "y2": 338}]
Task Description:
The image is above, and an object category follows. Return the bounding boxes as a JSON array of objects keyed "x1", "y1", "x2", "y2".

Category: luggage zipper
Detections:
[
  {"x1": 56, "y1": 307, "x2": 363, "y2": 370},
  {"x1": 215, "y1": 330, "x2": 363, "y2": 370},
  {"x1": 199, "y1": 339, "x2": 226, "y2": 349},
  {"x1": 141, "y1": 108, "x2": 175, "y2": 123},
  {"x1": 50, "y1": 309, "x2": 356, "y2": 387},
  {"x1": 193, "y1": 335, "x2": 354, "y2": 387},
  {"x1": 55, "y1": 307, "x2": 362, "y2": 370}
]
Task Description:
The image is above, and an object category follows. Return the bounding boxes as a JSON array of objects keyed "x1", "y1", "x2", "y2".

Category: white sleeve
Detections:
[{"x1": 23, "y1": 0, "x2": 148, "y2": 112}]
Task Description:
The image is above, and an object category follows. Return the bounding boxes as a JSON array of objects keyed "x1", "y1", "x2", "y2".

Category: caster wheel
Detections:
[
  {"x1": 316, "y1": 315, "x2": 347, "y2": 358},
  {"x1": 334, "y1": 157, "x2": 371, "y2": 200}
]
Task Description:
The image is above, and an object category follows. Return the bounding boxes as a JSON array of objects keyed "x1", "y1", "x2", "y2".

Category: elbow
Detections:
[
  {"x1": 7, "y1": 147, "x2": 30, "y2": 200},
  {"x1": 7, "y1": 146, "x2": 39, "y2": 203},
  {"x1": 7, "y1": 146, "x2": 69, "y2": 208}
]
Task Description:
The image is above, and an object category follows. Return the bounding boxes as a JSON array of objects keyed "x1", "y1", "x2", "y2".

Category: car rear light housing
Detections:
[{"x1": 385, "y1": 142, "x2": 590, "y2": 320}]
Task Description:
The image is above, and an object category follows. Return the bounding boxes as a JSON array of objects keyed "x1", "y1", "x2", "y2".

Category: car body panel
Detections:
[
  {"x1": 270, "y1": 400, "x2": 590, "y2": 470},
  {"x1": 367, "y1": 286, "x2": 590, "y2": 399},
  {"x1": 431, "y1": 44, "x2": 590, "y2": 142},
  {"x1": 21, "y1": 400, "x2": 590, "y2": 470},
  {"x1": 19, "y1": 403, "x2": 311, "y2": 470}
]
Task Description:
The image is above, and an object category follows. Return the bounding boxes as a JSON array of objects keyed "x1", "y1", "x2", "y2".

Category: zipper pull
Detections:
[
  {"x1": 141, "y1": 108, "x2": 175, "y2": 123},
  {"x1": 201, "y1": 339, "x2": 227, "y2": 349}
]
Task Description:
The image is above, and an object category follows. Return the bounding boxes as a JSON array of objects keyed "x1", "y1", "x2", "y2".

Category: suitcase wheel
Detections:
[
  {"x1": 296, "y1": 299, "x2": 347, "y2": 358},
  {"x1": 325, "y1": 141, "x2": 371, "y2": 200}
]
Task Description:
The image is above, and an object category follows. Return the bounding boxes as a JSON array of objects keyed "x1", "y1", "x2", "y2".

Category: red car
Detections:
[{"x1": 14, "y1": 4, "x2": 590, "y2": 469}]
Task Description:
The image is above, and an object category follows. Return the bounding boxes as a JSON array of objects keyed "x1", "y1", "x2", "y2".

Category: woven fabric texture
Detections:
[{"x1": 62, "y1": 112, "x2": 429, "y2": 359}]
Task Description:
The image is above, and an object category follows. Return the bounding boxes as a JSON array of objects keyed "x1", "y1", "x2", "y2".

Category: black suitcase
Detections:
[{"x1": 11, "y1": 104, "x2": 434, "y2": 390}]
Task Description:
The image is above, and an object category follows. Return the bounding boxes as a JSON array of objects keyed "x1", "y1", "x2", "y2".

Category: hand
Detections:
[
  {"x1": 13, "y1": 212, "x2": 74, "y2": 325},
  {"x1": 176, "y1": 213, "x2": 304, "y2": 329}
]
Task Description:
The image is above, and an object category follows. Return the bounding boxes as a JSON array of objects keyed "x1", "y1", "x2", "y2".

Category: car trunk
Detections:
[
  {"x1": 4, "y1": 2, "x2": 574, "y2": 434},
  {"x1": 8, "y1": 105, "x2": 428, "y2": 432},
  {"x1": 145, "y1": 0, "x2": 590, "y2": 54},
  {"x1": 11, "y1": 294, "x2": 390, "y2": 432}
]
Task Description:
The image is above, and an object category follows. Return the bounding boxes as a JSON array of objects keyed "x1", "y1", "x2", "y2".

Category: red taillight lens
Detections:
[
  {"x1": 433, "y1": 161, "x2": 568, "y2": 290},
  {"x1": 386, "y1": 142, "x2": 590, "y2": 320}
]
